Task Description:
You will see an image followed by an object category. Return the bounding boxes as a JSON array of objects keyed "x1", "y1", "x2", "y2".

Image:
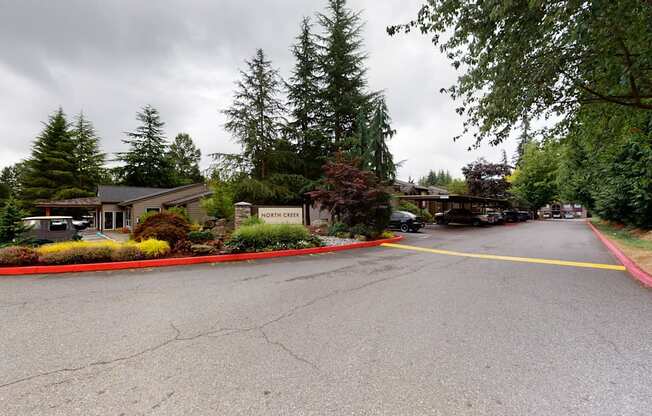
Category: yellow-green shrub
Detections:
[
  {"x1": 37, "y1": 240, "x2": 121, "y2": 255},
  {"x1": 134, "y1": 239, "x2": 170, "y2": 258}
]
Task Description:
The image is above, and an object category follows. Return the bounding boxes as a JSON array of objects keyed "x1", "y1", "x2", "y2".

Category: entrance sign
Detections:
[{"x1": 258, "y1": 207, "x2": 303, "y2": 224}]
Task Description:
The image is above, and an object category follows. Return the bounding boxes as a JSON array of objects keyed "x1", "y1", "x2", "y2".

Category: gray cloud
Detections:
[{"x1": 0, "y1": 0, "x2": 515, "y2": 180}]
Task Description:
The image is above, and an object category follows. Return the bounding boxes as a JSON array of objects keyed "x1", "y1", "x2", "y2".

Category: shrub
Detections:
[
  {"x1": 0, "y1": 246, "x2": 38, "y2": 266},
  {"x1": 111, "y1": 245, "x2": 145, "y2": 262},
  {"x1": 37, "y1": 241, "x2": 121, "y2": 255},
  {"x1": 398, "y1": 201, "x2": 420, "y2": 215},
  {"x1": 349, "y1": 224, "x2": 372, "y2": 238},
  {"x1": 188, "y1": 230, "x2": 214, "y2": 243},
  {"x1": 39, "y1": 246, "x2": 114, "y2": 265},
  {"x1": 226, "y1": 224, "x2": 322, "y2": 253},
  {"x1": 380, "y1": 231, "x2": 395, "y2": 239},
  {"x1": 328, "y1": 222, "x2": 349, "y2": 236},
  {"x1": 133, "y1": 212, "x2": 191, "y2": 247},
  {"x1": 135, "y1": 239, "x2": 170, "y2": 258},
  {"x1": 242, "y1": 215, "x2": 264, "y2": 227},
  {"x1": 166, "y1": 206, "x2": 191, "y2": 222},
  {"x1": 420, "y1": 210, "x2": 434, "y2": 223}
]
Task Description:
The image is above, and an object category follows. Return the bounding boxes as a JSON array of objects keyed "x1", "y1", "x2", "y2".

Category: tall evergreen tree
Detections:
[
  {"x1": 367, "y1": 96, "x2": 396, "y2": 182},
  {"x1": 71, "y1": 112, "x2": 106, "y2": 191},
  {"x1": 513, "y1": 116, "x2": 531, "y2": 166},
  {"x1": 0, "y1": 196, "x2": 29, "y2": 243},
  {"x1": 317, "y1": 0, "x2": 372, "y2": 147},
  {"x1": 223, "y1": 49, "x2": 286, "y2": 180},
  {"x1": 0, "y1": 163, "x2": 23, "y2": 203},
  {"x1": 287, "y1": 17, "x2": 327, "y2": 179},
  {"x1": 168, "y1": 133, "x2": 203, "y2": 185},
  {"x1": 117, "y1": 105, "x2": 174, "y2": 188},
  {"x1": 20, "y1": 108, "x2": 77, "y2": 204}
]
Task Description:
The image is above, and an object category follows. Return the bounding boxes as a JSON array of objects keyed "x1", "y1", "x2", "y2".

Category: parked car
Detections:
[
  {"x1": 485, "y1": 210, "x2": 504, "y2": 225},
  {"x1": 21, "y1": 216, "x2": 79, "y2": 243},
  {"x1": 542, "y1": 212, "x2": 551, "y2": 219},
  {"x1": 563, "y1": 212, "x2": 575, "y2": 219},
  {"x1": 552, "y1": 211, "x2": 562, "y2": 219},
  {"x1": 389, "y1": 211, "x2": 425, "y2": 233},
  {"x1": 502, "y1": 210, "x2": 520, "y2": 223},
  {"x1": 72, "y1": 219, "x2": 90, "y2": 230},
  {"x1": 517, "y1": 211, "x2": 530, "y2": 222},
  {"x1": 435, "y1": 208, "x2": 489, "y2": 226}
]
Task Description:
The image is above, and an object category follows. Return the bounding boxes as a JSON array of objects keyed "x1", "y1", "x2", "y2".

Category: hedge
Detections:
[{"x1": 226, "y1": 223, "x2": 322, "y2": 253}]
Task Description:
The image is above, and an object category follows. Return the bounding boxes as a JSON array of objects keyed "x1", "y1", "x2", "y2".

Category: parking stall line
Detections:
[{"x1": 381, "y1": 243, "x2": 626, "y2": 271}]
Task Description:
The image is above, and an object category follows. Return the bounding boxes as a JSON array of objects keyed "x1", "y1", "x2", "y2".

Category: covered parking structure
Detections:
[{"x1": 396, "y1": 194, "x2": 511, "y2": 215}]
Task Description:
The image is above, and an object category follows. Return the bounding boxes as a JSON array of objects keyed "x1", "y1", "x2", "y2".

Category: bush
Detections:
[
  {"x1": 135, "y1": 239, "x2": 171, "y2": 258},
  {"x1": 420, "y1": 210, "x2": 434, "y2": 223},
  {"x1": 111, "y1": 245, "x2": 145, "y2": 262},
  {"x1": 166, "y1": 206, "x2": 191, "y2": 222},
  {"x1": 133, "y1": 212, "x2": 191, "y2": 247},
  {"x1": 0, "y1": 246, "x2": 38, "y2": 266},
  {"x1": 37, "y1": 240, "x2": 121, "y2": 255},
  {"x1": 226, "y1": 223, "x2": 322, "y2": 253},
  {"x1": 39, "y1": 245, "x2": 114, "y2": 265},
  {"x1": 328, "y1": 222, "x2": 349, "y2": 236},
  {"x1": 380, "y1": 231, "x2": 395, "y2": 239},
  {"x1": 349, "y1": 224, "x2": 372, "y2": 238},
  {"x1": 188, "y1": 230, "x2": 214, "y2": 243},
  {"x1": 242, "y1": 215, "x2": 264, "y2": 226},
  {"x1": 398, "y1": 201, "x2": 420, "y2": 215}
]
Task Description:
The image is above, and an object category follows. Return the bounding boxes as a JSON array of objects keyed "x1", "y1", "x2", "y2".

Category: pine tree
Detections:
[
  {"x1": 71, "y1": 112, "x2": 106, "y2": 191},
  {"x1": 0, "y1": 196, "x2": 29, "y2": 243},
  {"x1": 168, "y1": 133, "x2": 203, "y2": 185},
  {"x1": 287, "y1": 17, "x2": 327, "y2": 179},
  {"x1": 317, "y1": 0, "x2": 372, "y2": 147},
  {"x1": 367, "y1": 96, "x2": 396, "y2": 182},
  {"x1": 513, "y1": 116, "x2": 532, "y2": 166},
  {"x1": 117, "y1": 105, "x2": 175, "y2": 188},
  {"x1": 223, "y1": 49, "x2": 286, "y2": 180},
  {"x1": 20, "y1": 108, "x2": 77, "y2": 204},
  {"x1": 0, "y1": 164, "x2": 23, "y2": 203}
]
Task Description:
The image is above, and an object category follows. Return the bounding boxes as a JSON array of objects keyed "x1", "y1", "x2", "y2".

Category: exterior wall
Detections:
[
  {"x1": 129, "y1": 184, "x2": 207, "y2": 226},
  {"x1": 185, "y1": 200, "x2": 210, "y2": 225}
]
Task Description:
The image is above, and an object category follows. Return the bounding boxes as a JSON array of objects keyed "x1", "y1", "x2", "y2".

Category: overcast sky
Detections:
[{"x1": 0, "y1": 0, "x2": 516, "y2": 180}]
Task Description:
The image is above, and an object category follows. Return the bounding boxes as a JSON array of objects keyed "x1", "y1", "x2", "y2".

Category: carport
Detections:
[
  {"x1": 35, "y1": 197, "x2": 101, "y2": 230},
  {"x1": 396, "y1": 194, "x2": 510, "y2": 215}
]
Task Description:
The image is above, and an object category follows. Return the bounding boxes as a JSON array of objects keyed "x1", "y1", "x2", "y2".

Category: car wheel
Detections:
[{"x1": 400, "y1": 224, "x2": 409, "y2": 233}]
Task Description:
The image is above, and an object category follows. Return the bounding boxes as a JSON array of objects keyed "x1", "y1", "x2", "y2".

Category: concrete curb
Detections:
[
  {"x1": 586, "y1": 221, "x2": 652, "y2": 288},
  {"x1": 0, "y1": 236, "x2": 404, "y2": 276}
]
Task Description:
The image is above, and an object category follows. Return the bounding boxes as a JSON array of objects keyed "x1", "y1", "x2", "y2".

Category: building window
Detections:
[
  {"x1": 49, "y1": 220, "x2": 67, "y2": 231},
  {"x1": 146, "y1": 207, "x2": 161, "y2": 213},
  {"x1": 125, "y1": 208, "x2": 132, "y2": 228}
]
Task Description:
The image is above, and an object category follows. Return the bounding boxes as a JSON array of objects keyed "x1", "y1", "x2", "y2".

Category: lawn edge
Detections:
[
  {"x1": 0, "y1": 236, "x2": 404, "y2": 276},
  {"x1": 586, "y1": 220, "x2": 652, "y2": 288}
]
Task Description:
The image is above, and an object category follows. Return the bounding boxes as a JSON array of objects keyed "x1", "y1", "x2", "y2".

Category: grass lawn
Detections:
[{"x1": 591, "y1": 218, "x2": 652, "y2": 274}]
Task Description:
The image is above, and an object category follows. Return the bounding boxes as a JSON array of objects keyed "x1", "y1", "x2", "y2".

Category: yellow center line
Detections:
[{"x1": 380, "y1": 243, "x2": 626, "y2": 271}]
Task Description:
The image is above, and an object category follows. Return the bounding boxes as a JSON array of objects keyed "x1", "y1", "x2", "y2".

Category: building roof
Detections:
[
  {"x1": 98, "y1": 185, "x2": 170, "y2": 203},
  {"x1": 164, "y1": 190, "x2": 213, "y2": 206},
  {"x1": 118, "y1": 183, "x2": 207, "y2": 206},
  {"x1": 35, "y1": 197, "x2": 101, "y2": 208}
]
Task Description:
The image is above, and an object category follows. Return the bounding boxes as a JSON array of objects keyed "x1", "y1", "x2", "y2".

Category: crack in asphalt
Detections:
[
  {"x1": 0, "y1": 257, "x2": 434, "y2": 391},
  {"x1": 259, "y1": 329, "x2": 320, "y2": 372}
]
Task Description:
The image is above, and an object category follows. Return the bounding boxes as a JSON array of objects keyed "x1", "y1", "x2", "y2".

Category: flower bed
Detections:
[{"x1": 0, "y1": 239, "x2": 170, "y2": 267}]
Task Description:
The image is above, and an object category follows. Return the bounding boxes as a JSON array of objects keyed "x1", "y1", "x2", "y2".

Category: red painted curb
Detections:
[
  {"x1": 586, "y1": 221, "x2": 652, "y2": 288},
  {"x1": 0, "y1": 236, "x2": 404, "y2": 276}
]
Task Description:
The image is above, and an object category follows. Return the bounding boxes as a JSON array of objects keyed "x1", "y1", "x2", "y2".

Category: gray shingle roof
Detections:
[{"x1": 97, "y1": 185, "x2": 169, "y2": 203}]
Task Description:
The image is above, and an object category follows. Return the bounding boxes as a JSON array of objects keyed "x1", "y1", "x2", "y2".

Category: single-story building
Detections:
[{"x1": 36, "y1": 183, "x2": 211, "y2": 231}]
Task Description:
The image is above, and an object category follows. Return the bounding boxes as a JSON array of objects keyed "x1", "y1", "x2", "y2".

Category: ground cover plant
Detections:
[{"x1": 226, "y1": 223, "x2": 322, "y2": 253}]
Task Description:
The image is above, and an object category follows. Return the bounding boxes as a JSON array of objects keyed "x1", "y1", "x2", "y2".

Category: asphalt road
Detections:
[{"x1": 1, "y1": 220, "x2": 651, "y2": 415}]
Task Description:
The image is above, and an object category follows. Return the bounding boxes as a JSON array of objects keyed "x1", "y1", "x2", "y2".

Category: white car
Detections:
[{"x1": 563, "y1": 212, "x2": 575, "y2": 219}]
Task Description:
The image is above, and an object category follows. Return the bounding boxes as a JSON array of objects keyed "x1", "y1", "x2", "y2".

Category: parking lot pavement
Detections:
[{"x1": 1, "y1": 220, "x2": 651, "y2": 415}]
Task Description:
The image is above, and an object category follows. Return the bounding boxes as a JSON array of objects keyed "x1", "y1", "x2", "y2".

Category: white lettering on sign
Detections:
[{"x1": 257, "y1": 207, "x2": 304, "y2": 224}]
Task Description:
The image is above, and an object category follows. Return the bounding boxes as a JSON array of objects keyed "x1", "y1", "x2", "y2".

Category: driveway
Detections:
[{"x1": 1, "y1": 220, "x2": 651, "y2": 415}]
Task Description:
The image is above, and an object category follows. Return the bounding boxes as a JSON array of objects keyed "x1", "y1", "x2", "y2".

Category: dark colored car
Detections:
[
  {"x1": 517, "y1": 211, "x2": 530, "y2": 221},
  {"x1": 389, "y1": 211, "x2": 425, "y2": 233},
  {"x1": 502, "y1": 210, "x2": 520, "y2": 223},
  {"x1": 21, "y1": 216, "x2": 80, "y2": 243},
  {"x1": 434, "y1": 208, "x2": 489, "y2": 227}
]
